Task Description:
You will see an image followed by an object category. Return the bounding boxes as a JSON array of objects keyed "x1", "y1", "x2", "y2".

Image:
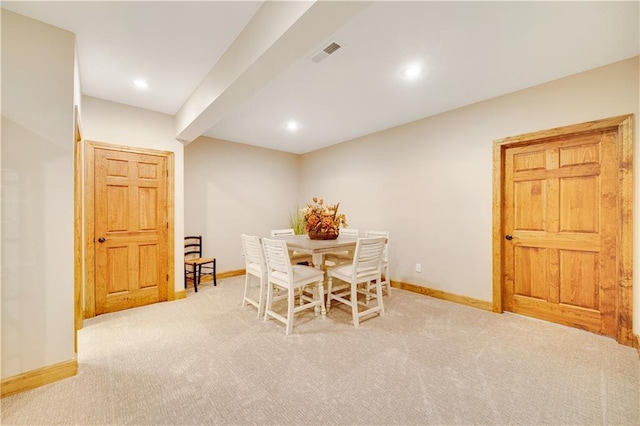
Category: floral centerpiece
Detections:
[{"x1": 301, "y1": 197, "x2": 348, "y2": 240}]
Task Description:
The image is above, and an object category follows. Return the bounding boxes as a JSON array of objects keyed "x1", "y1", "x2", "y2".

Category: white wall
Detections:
[
  {"x1": 80, "y1": 96, "x2": 185, "y2": 293},
  {"x1": 300, "y1": 57, "x2": 640, "y2": 329},
  {"x1": 1, "y1": 10, "x2": 76, "y2": 378},
  {"x1": 184, "y1": 137, "x2": 300, "y2": 271}
]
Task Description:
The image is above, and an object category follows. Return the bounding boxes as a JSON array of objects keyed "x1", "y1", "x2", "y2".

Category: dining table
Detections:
[
  {"x1": 268, "y1": 234, "x2": 359, "y2": 315},
  {"x1": 270, "y1": 233, "x2": 359, "y2": 269}
]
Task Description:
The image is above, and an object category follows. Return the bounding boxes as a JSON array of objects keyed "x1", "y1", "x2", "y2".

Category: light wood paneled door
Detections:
[
  {"x1": 493, "y1": 115, "x2": 633, "y2": 345},
  {"x1": 87, "y1": 143, "x2": 170, "y2": 315}
]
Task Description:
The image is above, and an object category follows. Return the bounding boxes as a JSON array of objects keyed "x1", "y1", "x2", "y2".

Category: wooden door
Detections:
[
  {"x1": 493, "y1": 115, "x2": 633, "y2": 345},
  {"x1": 91, "y1": 145, "x2": 169, "y2": 315}
]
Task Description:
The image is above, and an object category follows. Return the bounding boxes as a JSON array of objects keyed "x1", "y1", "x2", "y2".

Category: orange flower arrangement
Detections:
[{"x1": 301, "y1": 197, "x2": 348, "y2": 239}]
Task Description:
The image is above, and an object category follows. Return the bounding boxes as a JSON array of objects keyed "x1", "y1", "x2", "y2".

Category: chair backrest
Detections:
[
  {"x1": 350, "y1": 236, "x2": 386, "y2": 279},
  {"x1": 241, "y1": 234, "x2": 265, "y2": 267},
  {"x1": 261, "y1": 238, "x2": 293, "y2": 288},
  {"x1": 366, "y1": 230, "x2": 389, "y2": 260},
  {"x1": 365, "y1": 230, "x2": 389, "y2": 239},
  {"x1": 185, "y1": 235, "x2": 203, "y2": 260},
  {"x1": 340, "y1": 228, "x2": 359, "y2": 237},
  {"x1": 270, "y1": 228, "x2": 295, "y2": 236}
]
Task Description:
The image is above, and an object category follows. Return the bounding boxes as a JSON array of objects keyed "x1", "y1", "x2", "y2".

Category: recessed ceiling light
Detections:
[
  {"x1": 132, "y1": 79, "x2": 149, "y2": 89},
  {"x1": 285, "y1": 121, "x2": 301, "y2": 131},
  {"x1": 401, "y1": 65, "x2": 422, "y2": 78}
]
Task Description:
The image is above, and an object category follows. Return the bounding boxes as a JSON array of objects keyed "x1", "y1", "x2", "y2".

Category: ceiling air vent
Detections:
[
  {"x1": 311, "y1": 40, "x2": 342, "y2": 63},
  {"x1": 323, "y1": 42, "x2": 341, "y2": 55}
]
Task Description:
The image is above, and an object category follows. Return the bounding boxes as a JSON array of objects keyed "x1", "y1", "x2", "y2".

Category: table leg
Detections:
[
  {"x1": 312, "y1": 253, "x2": 323, "y2": 269},
  {"x1": 318, "y1": 282, "x2": 326, "y2": 318}
]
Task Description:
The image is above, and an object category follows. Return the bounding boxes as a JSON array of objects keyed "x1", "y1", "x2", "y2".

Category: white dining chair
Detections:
[
  {"x1": 324, "y1": 228, "x2": 359, "y2": 267},
  {"x1": 262, "y1": 238, "x2": 326, "y2": 335},
  {"x1": 326, "y1": 236, "x2": 386, "y2": 327},
  {"x1": 240, "y1": 234, "x2": 267, "y2": 318},
  {"x1": 270, "y1": 228, "x2": 313, "y2": 266},
  {"x1": 365, "y1": 230, "x2": 391, "y2": 296}
]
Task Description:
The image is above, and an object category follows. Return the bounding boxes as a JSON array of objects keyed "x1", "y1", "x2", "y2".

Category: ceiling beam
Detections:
[{"x1": 175, "y1": 0, "x2": 370, "y2": 144}]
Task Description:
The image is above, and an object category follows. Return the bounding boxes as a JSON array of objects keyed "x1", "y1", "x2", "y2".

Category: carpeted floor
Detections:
[{"x1": 2, "y1": 275, "x2": 639, "y2": 425}]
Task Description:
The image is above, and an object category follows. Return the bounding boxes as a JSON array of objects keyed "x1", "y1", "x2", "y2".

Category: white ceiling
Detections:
[{"x1": 3, "y1": 1, "x2": 639, "y2": 154}]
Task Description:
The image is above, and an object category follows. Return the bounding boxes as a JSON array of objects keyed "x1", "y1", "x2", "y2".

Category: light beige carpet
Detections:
[{"x1": 2, "y1": 275, "x2": 639, "y2": 425}]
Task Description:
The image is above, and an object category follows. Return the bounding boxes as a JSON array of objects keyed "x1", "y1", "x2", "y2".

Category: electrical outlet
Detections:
[{"x1": 415, "y1": 263, "x2": 421, "y2": 273}]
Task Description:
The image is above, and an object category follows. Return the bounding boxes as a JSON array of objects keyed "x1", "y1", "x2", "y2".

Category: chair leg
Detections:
[
  {"x1": 377, "y1": 277, "x2": 385, "y2": 316},
  {"x1": 286, "y1": 287, "x2": 295, "y2": 335},
  {"x1": 213, "y1": 259, "x2": 217, "y2": 286},
  {"x1": 242, "y1": 274, "x2": 250, "y2": 307},
  {"x1": 351, "y1": 281, "x2": 359, "y2": 328},
  {"x1": 383, "y1": 263, "x2": 391, "y2": 295},
  {"x1": 243, "y1": 274, "x2": 265, "y2": 319},
  {"x1": 257, "y1": 276, "x2": 265, "y2": 319},
  {"x1": 317, "y1": 281, "x2": 326, "y2": 319},
  {"x1": 264, "y1": 281, "x2": 274, "y2": 321},
  {"x1": 184, "y1": 265, "x2": 188, "y2": 289},
  {"x1": 194, "y1": 264, "x2": 199, "y2": 292},
  {"x1": 326, "y1": 276, "x2": 333, "y2": 310}
]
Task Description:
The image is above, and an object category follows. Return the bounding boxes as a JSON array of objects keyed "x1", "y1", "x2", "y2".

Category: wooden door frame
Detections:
[
  {"x1": 84, "y1": 140, "x2": 175, "y2": 318},
  {"x1": 492, "y1": 114, "x2": 634, "y2": 346}
]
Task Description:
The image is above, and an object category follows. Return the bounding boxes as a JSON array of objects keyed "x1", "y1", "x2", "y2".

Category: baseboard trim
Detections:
[
  {"x1": 391, "y1": 280, "x2": 493, "y2": 312},
  {"x1": 178, "y1": 270, "x2": 246, "y2": 298},
  {"x1": 1, "y1": 359, "x2": 77, "y2": 398},
  {"x1": 217, "y1": 269, "x2": 245, "y2": 279},
  {"x1": 634, "y1": 334, "x2": 640, "y2": 356},
  {"x1": 196, "y1": 269, "x2": 245, "y2": 283}
]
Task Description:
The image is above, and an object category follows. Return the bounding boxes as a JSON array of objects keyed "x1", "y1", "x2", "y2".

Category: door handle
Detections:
[
  {"x1": 98, "y1": 237, "x2": 107, "y2": 243},
  {"x1": 505, "y1": 234, "x2": 513, "y2": 241}
]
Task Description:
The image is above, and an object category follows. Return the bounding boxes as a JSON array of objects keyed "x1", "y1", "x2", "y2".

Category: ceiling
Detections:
[{"x1": 3, "y1": 1, "x2": 639, "y2": 154}]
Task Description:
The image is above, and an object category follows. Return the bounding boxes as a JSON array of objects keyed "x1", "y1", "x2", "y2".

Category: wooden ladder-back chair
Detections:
[{"x1": 184, "y1": 235, "x2": 216, "y2": 292}]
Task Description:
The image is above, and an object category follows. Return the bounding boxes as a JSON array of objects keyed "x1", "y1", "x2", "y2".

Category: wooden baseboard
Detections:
[
  {"x1": 635, "y1": 334, "x2": 640, "y2": 356},
  {"x1": 1, "y1": 359, "x2": 77, "y2": 398},
  {"x1": 176, "y1": 269, "x2": 246, "y2": 298},
  {"x1": 391, "y1": 280, "x2": 493, "y2": 312},
  {"x1": 195, "y1": 269, "x2": 245, "y2": 283},
  {"x1": 217, "y1": 269, "x2": 246, "y2": 279},
  {"x1": 183, "y1": 269, "x2": 247, "y2": 295}
]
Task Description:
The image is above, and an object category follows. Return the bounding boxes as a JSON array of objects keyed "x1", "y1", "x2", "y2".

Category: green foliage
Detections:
[{"x1": 288, "y1": 205, "x2": 305, "y2": 235}]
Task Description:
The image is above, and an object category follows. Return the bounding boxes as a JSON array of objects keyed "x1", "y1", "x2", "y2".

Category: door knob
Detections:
[
  {"x1": 98, "y1": 237, "x2": 106, "y2": 243},
  {"x1": 505, "y1": 234, "x2": 513, "y2": 241}
]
